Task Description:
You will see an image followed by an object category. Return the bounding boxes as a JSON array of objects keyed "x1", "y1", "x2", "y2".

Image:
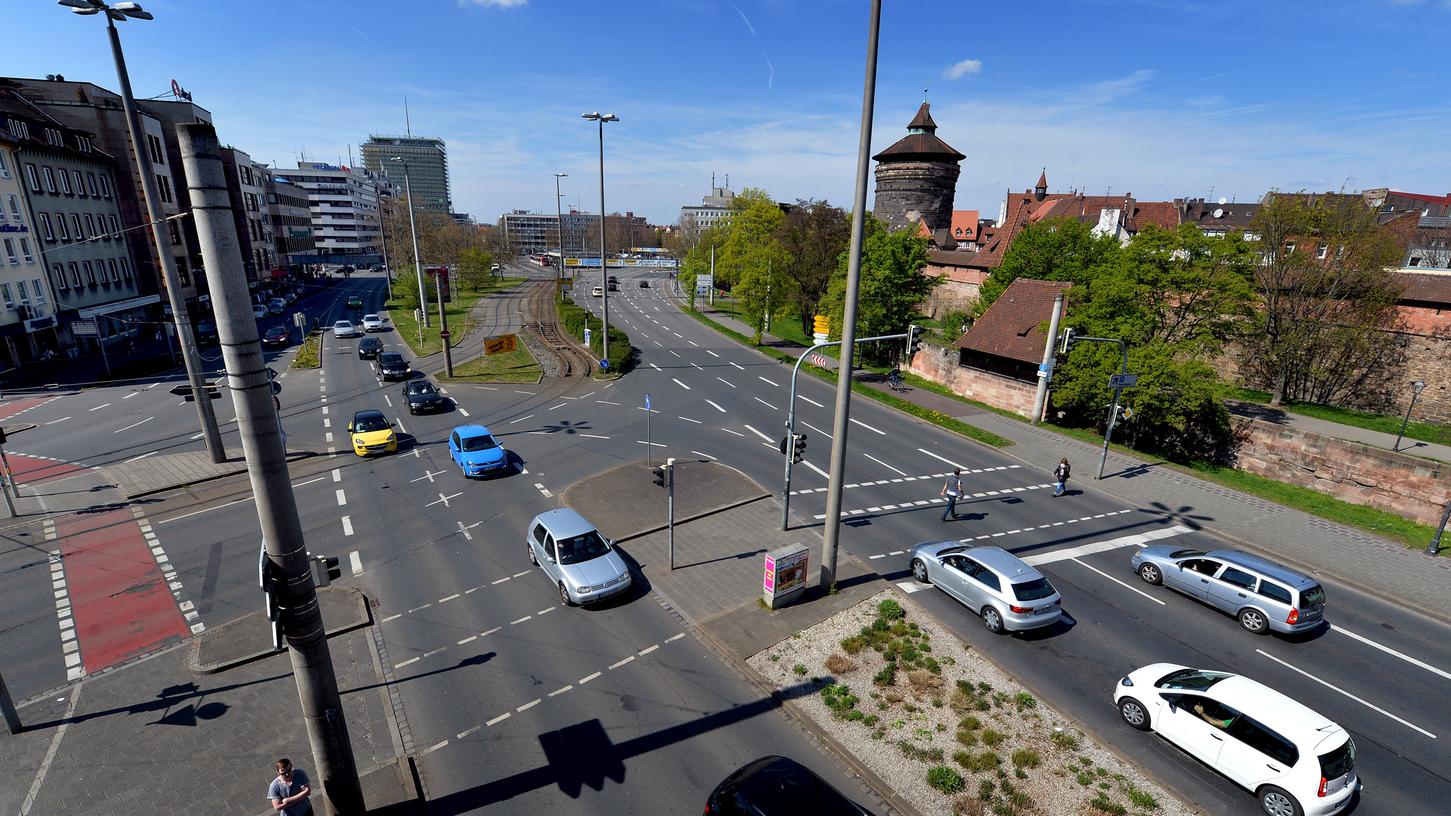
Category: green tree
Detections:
[
  {"x1": 821, "y1": 218, "x2": 937, "y2": 364},
  {"x1": 456, "y1": 247, "x2": 494, "y2": 292},
  {"x1": 774, "y1": 199, "x2": 850, "y2": 339},
  {"x1": 716, "y1": 189, "x2": 788, "y2": 343},
  {"x1": 976, "y1": 218, "x2": 1122, "y2": 317}
]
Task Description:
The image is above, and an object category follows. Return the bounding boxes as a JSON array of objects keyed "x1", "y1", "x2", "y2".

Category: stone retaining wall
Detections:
[{"x1": 906, "y1": 344, "x2": 1038, "y2": 419}]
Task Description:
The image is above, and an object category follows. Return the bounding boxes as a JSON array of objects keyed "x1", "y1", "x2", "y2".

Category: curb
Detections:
[{"x1": 113, "y1": 449, "x2": 319, "y2": 499}]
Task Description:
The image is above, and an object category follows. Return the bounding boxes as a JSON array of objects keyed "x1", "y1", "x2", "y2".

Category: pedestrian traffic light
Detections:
[
  {"x1": 312, "y1": 554, "x2": 341, "y2": 587},
  {"x1": 652, "y1": 465, "x2": 666, "y2": 488},
  {"x1": 792, "y1": 433, "x2": 807, "y2": 463},
  {"x1": 908, "y1": 324, "x2": 926, "y2": 357}
]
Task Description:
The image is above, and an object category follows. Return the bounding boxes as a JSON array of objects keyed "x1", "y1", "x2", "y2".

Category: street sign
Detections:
[
  {"x1": 483, "y1": 334, "x2": 517, "y2": 355},
  {"x1": 439, "y1": 329, "x2": 451, "y2": 340},
  {"x1": 813, "y1": 314, "x2": 829, "y2": 335},
  {"x1": 266, "y1": 367, "x2": 279, "y2": 380},
  {"x1": 599, "y1": 359, "x2": 610, "y2": 371},
  {"x1": 1108, "y1": 373, "x2": 1139, "y2": 389},
  {"x1": 71, "y1": 318, "x2": 98, "y2": 337},
  {"x1": 270, "y1": 381, "x2": 282, "y2": 396},
  {"x1": 695, "y1": 274, "x2": 713, "y2": 296},
  {"x1": 644, "y1": 394, "x2": 651, "y2": 411}
]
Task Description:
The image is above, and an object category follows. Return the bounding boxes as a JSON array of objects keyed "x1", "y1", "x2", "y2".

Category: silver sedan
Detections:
[{"x1": 908, "y1": 542, "x2": 1063, "y2": 633}]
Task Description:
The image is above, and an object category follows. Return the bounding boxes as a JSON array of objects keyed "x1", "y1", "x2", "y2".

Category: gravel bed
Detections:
[
  {"x1": 519, "y1": 328, "x2": 566, "y2": 378},
  {"x1": 747, "y1": 589, "x2": 1201, "y2": 816}
]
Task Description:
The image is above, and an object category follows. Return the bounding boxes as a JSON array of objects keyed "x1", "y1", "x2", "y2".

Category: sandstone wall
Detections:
[{"x1": 907, "y1": 345, "x2": 1038, "y2": 419}]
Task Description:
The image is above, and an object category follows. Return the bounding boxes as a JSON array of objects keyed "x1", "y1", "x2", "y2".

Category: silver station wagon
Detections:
[{"x1": 1130, "y1": 546, "x2": 1326, "y2": 634}]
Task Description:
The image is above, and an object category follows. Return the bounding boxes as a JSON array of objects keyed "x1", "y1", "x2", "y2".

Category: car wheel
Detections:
[
  {"x1": 559, "y1": 582, "x2": 575, "y2": 607},
  {"x1": 981, "y1": 606, "x2": 1005, "y2": 634},
  {"x1": 1118, "y1": 697, "x2": 1151, "y2": 731},
  {"x1": 1137, "y1": 563, "x2": 1162, "y2": 585},
  {"x1": 527, "y1": 543, "x2": 538, "y2": 566},
  {"x1": 1257, "y1": 785, "x2": 1303, "y2": 816},
  {"x1": 911, "y1": 558, "x2": 930, "y2": 584},
  {"x1": 1239, "y1": 607, "x2": 1270, "y2": 635}
]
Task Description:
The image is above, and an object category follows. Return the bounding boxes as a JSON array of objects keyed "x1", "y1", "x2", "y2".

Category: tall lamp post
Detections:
[
  {"x1": 554, "y1": 172, "x2": 567, "y2": 278},
  {"x1": 59, "y1": 0, "x2": 225, "y2": 463},
  {"x1": 1394, "y1": 380, "x2": 1427, "y2": 452},
  {"x1": 388, "y1": 157, "x2": 428, "y2": 329},
  {"x1": 581, "y1": 112, "x2": 617, "y2": 370}
]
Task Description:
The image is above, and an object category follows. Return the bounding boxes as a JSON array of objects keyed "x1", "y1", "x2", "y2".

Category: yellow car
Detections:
[{"x1": 348, "y1": 409, "x2": 398, "y2": 456}]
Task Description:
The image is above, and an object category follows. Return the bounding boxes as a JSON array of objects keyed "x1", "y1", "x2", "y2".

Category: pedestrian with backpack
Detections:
[
  {"x1": 1053, "y1": 458, "x2": 1070, "y2": 497},
  {"x1": 940, "y1": 468, "x2": 963, "y2": 521}
]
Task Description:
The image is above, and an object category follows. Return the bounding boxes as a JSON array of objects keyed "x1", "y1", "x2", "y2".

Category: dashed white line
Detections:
[
  {"x1": 742, "y1": 424, "x2": 773, "y2": 443},
  {"x1": 863, "y1": 453, "x2": 907, "y2": 475},
  {"x1": 609, "y1": 655, "x2": 636, "y2": 670},
  {"x1": 917, "y1": 447, "x2": 967, "y2": 470},
  {"x1": 547, "y1": 402, "x2": 567, "y2": 411},
  {"x1": 721, "y1": 428, "x2": 745, "y2": 437},
  {"x1": 507, "y1": 414, "x2": 534, "y2": 424},
  {"x1": 44, "y1": 416, "x2": 71, "y2": 425},
  {"x1": 716, "y1": 377, "x2": 736, "y2": 388},
  {"x1": 758, "y1": 376, "x2": 780, "y2": 387},
  {"x1": 335, "y1": 489, "x2": 347, "y2": 506},
  {"x1": 801, "y1": 420, "x2": 832, "y2": 438},
  {"x1": 124, "y1": 451, "x2": 159, "y2": 463},
  {"x1": 705, "y1": 399, "x2": 727, "y2": 413},
  {"x1": 487, "y1": 713, "x2": 511, "y2": 726},
  {"x1": 549, "y1": 685, "x2": 573, "y2": 697},
  {"x1": 798, "y1": 395, "x2": 824, "y2": 408},
  {"x1": 349, "y1": 551, "x2": 363, "y2": 575},
  {"x1": 88, "y1": 403, "x2": 111, "y2": 412},
  {"x1": 113, "y1": 416, "x2": 154, "y2": 433},
  {"x1": 579, "y1": 433, "x2": 610, "y2": 439},
  {"x1": 341, "y1": 516, "x2": 354, "y2": 536},
  {"x1": 579, "y1": 671, "x2": 601, "y2": 684},
  {"x1": 1255, "y1": 649, "x2": 1436, "y2": 739},
  {"x1": 677, "y1": 416, "x2": 702, "y2": 424},
  {"x1": 705, "y1": 350, "x2": 720, "y2": 357},
  {"x1": 753, "y1": 397, "x2": 778, "y2": 411},
  {"x1": 850, "y1": 417, "x2": 885, "y2": 435},
  {"x1": 690, "y1": 450, "x2": 717, "y2": 460},
  {"x1": 729, "y1": 362, "x2": 744, "y2": 370},
  {"x1": 672, "y1": 378, "x2": 691, "y2": 390}
]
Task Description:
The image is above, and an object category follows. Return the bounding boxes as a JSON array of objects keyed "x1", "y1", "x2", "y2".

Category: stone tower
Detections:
[{"x1": 872, "y1": 102, "x2": 965, "y2": 233}]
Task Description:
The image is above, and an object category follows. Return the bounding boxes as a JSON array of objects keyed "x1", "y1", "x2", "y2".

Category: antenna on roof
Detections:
[
  {"x1": 405, "y1": 96, "x2": 412, "y2": 138},
  {"x1": 923, "y1": 81, "x2": 929, "y2": 103},
  {"x1": 1207, "y1": 185, "x2": 1215, "y2": 203}
]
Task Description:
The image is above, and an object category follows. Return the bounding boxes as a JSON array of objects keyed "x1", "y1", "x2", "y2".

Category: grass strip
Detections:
[
  {"x1": 387, "y1": 276, "x2": 525, "y2": 358},
  {"x1": 558, "y1": 297, "x2": 632, "y2": 375},
  {"x1": 289, "y1": 333, "x2": 320, "y2": 369},
  {"x1": 1229, "y1": 387, "x2": 1451, "y2": 448},
  {"x1": 442, "y1": 345, "x2": 541, "y2": 383}
]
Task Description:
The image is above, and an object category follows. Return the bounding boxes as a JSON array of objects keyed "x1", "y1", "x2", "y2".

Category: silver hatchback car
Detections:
[
  {"x1": 526, "y1": 509, "x2": 632, "y2": 607},
  {"x1": 908, "y1": 543, "x2": 1063, "y2": 633},
  {"x1": 1130, "y1": 546, "x2": 1326, "y2": 634}
]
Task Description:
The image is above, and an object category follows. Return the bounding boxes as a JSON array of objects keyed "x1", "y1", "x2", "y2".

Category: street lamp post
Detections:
[
  {"x1": 1394, "y1": 380, "x2": 1427, "y2": 452},
  {"x1": 582, "y1": 113, "x2": 617, "y2": 371},
  {"x1": 389, "y1": 157, "x2": 427, "y2": 330},
  {"x1": 60, "y1": 0, "x2": 225, "y2": 463},
  {"x1": 554, "y1": 172, "x2": 567, "y2": 280}
]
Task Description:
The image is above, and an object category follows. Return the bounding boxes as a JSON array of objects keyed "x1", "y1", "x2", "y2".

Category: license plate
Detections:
[{"x1": 1034, "y1": 606, "x2": 1055, "y2": 615}]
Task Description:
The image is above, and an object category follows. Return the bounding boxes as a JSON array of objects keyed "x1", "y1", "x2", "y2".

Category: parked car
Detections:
[
  {"x1": 402, "y1": 380, "x2": 446, "y2": 414},
  {"x1": 346, "y1": 295, "x2": 364, "y2": 309},
  {"x1": 356, "y1": 337, "x2": 383, "y2": 359},
  {"x1": 907, "y1": 543, "x2": 1062, "y2": 633},
  {"x1": 374, "y1": 352, "x2": 410, "y2": 381},
  {"x1": 1130, "y1": 546, "x2": 1326, "y2": 635},
  {"x1": 361, "y1": 314, "x2": 384, "y2": 332},
  {"x1": 333, "y1": 320, "x2": 359, "y2": 338},
  {"x1": 591, "y1": 286, "x2": 603, "y2": 297},
  {"x1": 262, "y1": 326, "x2": 291, "y2": 348},
  {"x1": 252, "y1": 304, "x2": 269, "y2": 320},
  {"x1": 448, "y1": 424, "x2": 509, "y2": 477},
  {"x1": 705, "y1": 755, "x2": 874, "y2": 816},
  {"x1": 1116, "y1": 664, "x2": 1358, "y2": 816},
  {"x1": 525, "y1": 508, "x2": 632, "y2": 606},
  {"x1": 346, "y1": 409, "x2": 397, "y2": 456},
  {"x1": 268, "y1": 298, "x2": 287, "y2": 315}
]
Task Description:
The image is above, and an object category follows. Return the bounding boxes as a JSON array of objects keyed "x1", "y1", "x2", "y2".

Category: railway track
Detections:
[{"x1": 522, "y1": 279, "x2": 592, "y2": 377}]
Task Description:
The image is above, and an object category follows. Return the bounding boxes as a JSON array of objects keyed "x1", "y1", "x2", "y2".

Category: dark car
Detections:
[
  {"x1": 357, "y1": 336, "x2": 384, "y2": 359},
  {"x1": 346, "y1": 295, "x2": 364, "y2": 309},
  {"x1": 638, "y1": 279, "x2": 649, "y2": 288},
  {"x1": 195, "y1": 321, "x2": 218, "y2": 346},
  {"x1": 607, "y1": 275, "x2": 618, "y2": 284},
  {"x1": 706, "y1": 756, "x2": 873, "y2": 816},
  {"x1": 375, "y1": 352, "x2": 411, "y2": 381},
  {"x1": 262, "y1": 326, "x2": 291, "y2": 348},
  {"x1": 402, "y1": 380, "x2": 446, "y2": 414}
]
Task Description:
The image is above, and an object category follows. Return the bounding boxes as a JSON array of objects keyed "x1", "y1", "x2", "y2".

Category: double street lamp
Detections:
[
  {"x1": 554, "y1": 172, "x2": 567, "y2": 276},
  {"x1": 582, "y1": 112, "x2": 617, "y2": 370},
  {"x1": 59, "y1": 0, "x2": 225, "y2": 463}
]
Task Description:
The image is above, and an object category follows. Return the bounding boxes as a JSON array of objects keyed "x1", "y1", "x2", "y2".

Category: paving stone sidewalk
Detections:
[
  {"x1": 103, "y1": 447, "x2": 319, "y2": 498},
  {"x1": 702, "y1": 309, "x2": 1451, "y2": 624}
]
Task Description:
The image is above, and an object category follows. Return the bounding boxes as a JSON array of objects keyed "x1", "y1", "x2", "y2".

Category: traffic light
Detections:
[
  {"x1": 1059, "y1": 327, "x2": 1079, "y2": 355},
  {"x1": 652, "y1": 465, "x2": 666, "y2": 488},
  {"x1": 259, "y1": 543, "x2": 284, "y2": 650},
  {"x1": 312, "y1": 554, "x2": 341, "y2": 587},
  {"x1": 908, "y1": 324, "x2": 926, "y2": 357},
  {"x1": 792, "y1": 433, "x2": 807, "y2": 464}
]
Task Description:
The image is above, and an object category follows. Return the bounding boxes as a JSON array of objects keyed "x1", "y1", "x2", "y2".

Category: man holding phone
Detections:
[{"x1": 268, "y1": 758, "x2": 312, "y2": 815}]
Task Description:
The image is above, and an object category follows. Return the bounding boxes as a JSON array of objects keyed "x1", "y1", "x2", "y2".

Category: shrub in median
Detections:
[{"x1": 928, "y1": 765, "x2": 966, "y2": 795}]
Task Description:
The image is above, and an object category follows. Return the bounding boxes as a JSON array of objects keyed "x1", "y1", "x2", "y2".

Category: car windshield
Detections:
[
  {"x1": 1319, "y1": 736, "x2": 1355, "y2": 779},
  {"x1": 334, "y1": 322, "x2": 351, "y2": 330},
  {"x1": 460, "y1": 433, "x2": 497, "y2": 452},
  {"x1": 353, "y1": 414, "x2": 389, "y2": 433},
  {"x1": 1011, "y1": 577, "x2": 1057, "y2": 602},
  {"x1": 267, "y1": 328, "x2": 286, "y2": 337},
  {"x1": 380, "y1": 354, "x2": 404, "y2": 365},
  {"x1": 557, "y1": 530, "x2": 610, "y2": 565},
  {"x1": 1155, "y1": 668, "x2": 1233, "y2": 691},
  {"x1": 407, "y1": 382, "x2": 435, "y2": 395}
]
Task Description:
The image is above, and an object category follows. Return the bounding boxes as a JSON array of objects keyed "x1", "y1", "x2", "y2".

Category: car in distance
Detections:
[
  {"x1": 591, "y1": 286, "x2": 603, "y2": 297},
  {"x1": 268, "y1": 298, "x2": 287, "y2": 315},
  {"x1": 356, "y1": 336, "x2": 383, "y2": 359},
  {"x1": 332, "y1": 320, "x2": 359, "y2": 338},
  {"x1": 448, "y1": 424, "x2": 509, "y2": 476},
  {"x1": 252, "y1": 304, "x2": 269, "y2": 320},
  {"x1": 1131, "y1": 546, "x2": 1326, "y2": 635},
  {"x1": 374, "y1": 351, "x2": 410, "y2": 381},
  {"x1": 402, "y1": 380, "x2": 446, "y2": 414},
  {"x1": 261, "y1": 325, "x2": 291, "y2": 348},
  {"x1": 705, "y1": 755, "x2": 874, "y2": 816},
  {"x1": 638, "y1": 279, "x2": 649, "y2": 288},
  {"x1": 1115, "y1": 664, "x2": 1358, "y2": 816},
  {"x1": 525, "y1": 508, "x2": 632, "y2": 606},
  {"x1": 347, "y1": 409, "x2": 397, "y2": 456},
  {"x1": 908, "y1": 543, "x2": 1062, "y2": 634},
  {"x1": 346, "y1": 295, "x2": 364, "y2": 309},
  {"x1": 361, "y1": 314, "x2": 384, "y2": 332}
]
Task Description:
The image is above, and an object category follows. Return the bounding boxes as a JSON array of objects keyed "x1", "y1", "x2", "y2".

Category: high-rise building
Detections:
[{"x1": 361, "y1": 135, "x2": 450, "y2": 213}]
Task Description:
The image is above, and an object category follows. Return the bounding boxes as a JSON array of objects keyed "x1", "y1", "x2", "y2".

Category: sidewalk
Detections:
[
  {"x1": 1228, "y1": 400, "x2": 1451, "y2": 464},
  {"x1": 698, "y1": 307, "x2": 1451, "y2": 624}
]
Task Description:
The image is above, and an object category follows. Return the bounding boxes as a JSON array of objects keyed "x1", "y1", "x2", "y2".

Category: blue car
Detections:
[{"x1": 448, "y1": 424, "x2": 510, "y2": 477}]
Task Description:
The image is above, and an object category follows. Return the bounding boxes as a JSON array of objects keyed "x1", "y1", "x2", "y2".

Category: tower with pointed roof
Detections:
[{"x1": 872, "y1": 102, "x2": 965, "y2": 233}]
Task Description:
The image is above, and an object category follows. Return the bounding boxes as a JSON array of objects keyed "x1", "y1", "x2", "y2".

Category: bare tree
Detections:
[{"x1": 773, "y1": 199, "x2": 850, "y2": 338}]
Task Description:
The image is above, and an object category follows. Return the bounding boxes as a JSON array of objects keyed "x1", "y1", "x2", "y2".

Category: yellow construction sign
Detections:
[
  {"x1": 813, "y1": 314, "x2": 830, "y2": 335},
  {"x1": 483, "y1": 334, "x2": 518, "y2": 355}
]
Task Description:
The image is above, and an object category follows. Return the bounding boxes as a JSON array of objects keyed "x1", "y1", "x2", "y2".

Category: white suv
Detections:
[{"x1": 1115, "y1": 664, "x2": 1358, "y2": 816}]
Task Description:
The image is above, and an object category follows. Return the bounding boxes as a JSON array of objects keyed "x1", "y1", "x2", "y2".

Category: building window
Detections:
[
  {"x1": 84, "y1": 213, "x2": 96, "y2": 238},
  {"x1": 3, "y1": 238, "x2": 16, "y2": 265},
  {"x1": 0, "y1": 284, "x2": 11, "y2": 309},
  {"x1": 98, "y1": 174, "x2": 111, "y2": 198},
  {"x1": 24, "y1": 163, "x2": 40, "y2": 192},
  {"x1": 20, "y1": 238, "x2": 33, "y2": 264},
  {"x1": 43, "y1": 166, "x2": 56, "y2": 193},
  {"x1": 157, "y1": 174, "x2": 173, "y2": 203},
  {"x1": 60, "y1": 169, "x2": 74, "y2": 195},
  {"x1": 107, "y1": 259, "x2": 119, "y2": 282},
  {"x1": 31, "y1": 278, "x2": 44, "y2": 305},
  {"x1": 85, "y1": 172, "x2": 98, "y2": 196},
  {"x1": 77, "y1": 136, "x2": 92, "y2": 153},
  {"x1": 119, "y1": 257, "x2": 131, "y2": 281},
  {"x1": 56, "y1": 212, "x2": 69, "y2": 241},
  {"x1": 70, "y1": 213, "x2": 83, "y2": 241},
  {"x1": 16, "y1": 281, "x2": 28, "y2": 303},
  {"x1": 107, "y1": 214, "x2": 119, "y2": 238},
  {"x1": 53, "y1": 263, "x2": 67, "y2": 291},
  {"x1": 68, "y1": 262, "x2": 81, "y2": 288},
  {"x1": 83, "y1": 260, "x2": 96, "y2": 286},
  {"x1": 7, "y1": 194, "x2": 18, "y2": 220},
  {"x1": 73, "y1": 171, "x2": 85, "y2": 197},
  {"x1": 0, "y1": 151, "x2": 9, "y2": 179},
  {"x1": 39, "y1": 212, "x2": 54, "y2": 241},
  {"x1": 168, "y1": 220, "x2": 181, "y2": 245},
  {"x1": 147, "y1": 134, "x2": 165, "y2": 165}
]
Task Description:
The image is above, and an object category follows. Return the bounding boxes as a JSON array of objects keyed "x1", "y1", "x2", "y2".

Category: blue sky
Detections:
[{"x1": 6, "y1": 0, "x2": 1450, "y2": 226}]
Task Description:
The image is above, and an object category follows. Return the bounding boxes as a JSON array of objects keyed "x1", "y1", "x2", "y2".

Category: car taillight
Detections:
[
  {"x1": 1287, "y1": 607, "x2": 1300, "y2": 625},
  {"x1": 1010, "y1": 605, "x2": 1032, "y2": 614},
  {"x1": 1318, "y1": 776, "x2": 1328, "y2": 797}
]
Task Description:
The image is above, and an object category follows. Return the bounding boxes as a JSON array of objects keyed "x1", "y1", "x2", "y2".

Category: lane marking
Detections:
[
  {"x1": 721, "y1": 428, "x2": 745, "y2": 437},
  {"x1": 534, "y1": 483, "x2": 554, "y2": 498},
  {"x1": 113, "y1": 416, "x2": 155, "y2": 433},
  {"x1": 459, "y1": 408, "x2": 470, "y2": 417},
  {"x1": 742, "y1": 424, "x2": 773, "y2": 443},
  {"x1": 863, "y1": 453, "x2": 907, "y2": 476},
  {"x1": 384, "y1": 394, "x2": 393, "y2": 407},
  {"x1": 705, "y1": 350, "x2": 720, "y2": 357},
  {"x1": 803, "y1": 460, "x2": 830, "y2": 479},
  {"x1": 850, "y1": 417, "x2": 885, "y2": 435},
  {"x1": 579, "y1": 671, "x2": 601, "y2": 684},
  {"x1": 396, "y1": 657, "x2": 420, "y2": 669},
  {"x1": 88, "y1": 403, "x2": 111, "y2": 412},
  {"x1": 729, "y1": 362, "x2": 744, "y2": 370},
  {"x1": 579, "y1": 433, "x2": 610, "y2": 439},
  {"x1": 457, "y1": 726, "x2": 481, "y2": 739},
  {"x1": 798, "y1": 395, "x2": 824, "y2": 408},
  {"x1": 349, "y1": 551, "x2": 363, "y2": 575},
  {"x1": 596, "y1": 400, "x2": 622, "y2": 406},
  {"x1": 672, "y1": 378, "x2": 691, "y2": 390},
  {"x1": 1330, "y1": 624, "x2": 1451, "y2": 682},
  {"x1": 549, "y1": 685, "x2": 573, "y2": 697},
  {"x1": 609, "y1": 655, "x2": 636, "y2": 670},
  {"x1": 335, "y1": 489, "x2": 347, "y2": 506},
  {"x1": 801, "y1": 420, "x2": 832, "y2": 438},
  {"x1": 341, "y1": 516, "x2": 354, "y2": 536},
  {"x1": 637, "y1": 440, "x2": 666, "y2": 448},
  {"x1": 638, "y1": 644, "x2": 659, "y2": 656},
  {"x1": 716, "y1": 377, "x2": 736, "y2": 388},
  {"x1": 757, "y1": 376, "x2": 780, "y2": 387},
  {"x1": 917, "y1": 447, "x2": 968, "y2": 469},
  {"x1": 754, "y1": 397, "x2": 778, "y2": 411},
  {"x1": 705, "y1": 399, "x2": 727, "y2": 413},
  {"x1": 457, "y1": 521, "x2": 474, "y2": 541},
  {"x1": 517, "y1": 699, "x2": 541, "y2": 712},
  {"x1": 690, "y1": 450, "x2": 717, "y2": 460},
  {"x1": 45, "y1": 416, "x2": 71, "y2": 425},
  {"x1": 547, "y1": 402, "x2": 567, "y2": 411},
  {"x1": 20, "y1": 682, "x2": 81, "y2": 816},
  {"x1": 1255, "y1": 649, "x2": 1436, "y2": 739},
  {"x1": 124, "y1": 451, "x2": 159, "y2": 463},
  {"x1": 332, "y1": 468, "x2": 341, "y2": 482},
  {"x1": 677, "y1": 416, "x2": 702, "y2": 424},
  {"x1": 1022, "y1": 524, "x2": 1194, "y2": 566},
  {"x1": 487, "y1": 713, "x2": 511, "y2": 726},
  {"x1": 507, "y1": 414, "x2": 534, "y2": 424},
  {"x1": 1070, "y1": 557, "x2": 1164, "y2": 605},
  {"x1": 439, "y1": 593, "x2": 460, "y2": 603}
]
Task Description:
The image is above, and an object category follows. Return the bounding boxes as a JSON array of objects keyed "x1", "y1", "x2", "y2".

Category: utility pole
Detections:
[
  {"x1": 179, "y1": 123, "x2": 363, "y2": 815},
  {"x1": 379, "y1": 196, "x2": 393, "y2": 301},
  {"x1": 820, "y1": 0, "x2": 882, "y2": 591},
  {"x1": 437, "y1": 264, "x2": 453, "y2": 376},
  {"x1": 1429, "y1": 499, "x2": 1451, "y2": 556},
  {"x1": 1031, "y1": 291, "x2": 1065, "y2": 424},
  {"x1": 0, "y1": 430, "x2": 18, "y2": 518}
]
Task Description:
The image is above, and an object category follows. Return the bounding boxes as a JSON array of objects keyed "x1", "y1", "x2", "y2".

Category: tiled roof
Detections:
[
  {"x1": 951, "y1": 210, "x2": 979, "y2": 242},
  {"x1": 907, "y1": 101, "x2": 938, "y2": 130},
  {"x1": 1398, "y1": 272, "x2": 1451, "y2": 305},
  {"x1": 1036, "y1": 170, "x2": 1048, "y2": 189},
  {"x1": 956, "y1": 278, "x2": 1071, "y2": 364},
  {"x1": 873, "y1": 102, "x2": 965, "y2": 163}
]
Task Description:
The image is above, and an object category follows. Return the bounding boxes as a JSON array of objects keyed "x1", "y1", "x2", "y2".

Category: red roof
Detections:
[
  {"x1": 951, "y1": 210, "x2": 979, "y2": 242},
  {"x1": 956, "y1": 278, "x2": 1071, "y2": 364},
  {"x1": 1388, "y1": 191, "x2": 1451, "y2": 207},
  {"x1": 1036, "y1": 170, "x2": 1048, "y2": 189},
  {"x1": 1398, "y1": 272, "x2": 1451, "y2": 305}
]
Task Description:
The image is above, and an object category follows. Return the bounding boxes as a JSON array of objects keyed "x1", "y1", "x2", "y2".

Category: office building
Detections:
[
  {"x1": 278, "y1": 161, "x2": 390, "y2": 256},
  {"x1": 679, "y1": 184, "x2": 735, "y2": 238},
  {"x1": 265, "y1": 173, "x2": 315, "y2": 266},
  {"x1": 219, "y1": 147, "x2": 273, "y2": 282},
  {"x1": 361, "y1": 135, "x2": 451, "y2": 213}
]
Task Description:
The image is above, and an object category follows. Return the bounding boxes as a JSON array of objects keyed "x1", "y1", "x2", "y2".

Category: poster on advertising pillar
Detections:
[{"x1": 763, "y1": 543, "x2": 809, "y2": 610}]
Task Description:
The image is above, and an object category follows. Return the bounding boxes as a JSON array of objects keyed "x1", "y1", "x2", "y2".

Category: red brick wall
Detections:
[
  {"x1": 907, "y1": 345, "x2": 1039, "y2": 418},
  {"x1": 1234, "y1": 416, "x2": 1451, "y2": 526}
]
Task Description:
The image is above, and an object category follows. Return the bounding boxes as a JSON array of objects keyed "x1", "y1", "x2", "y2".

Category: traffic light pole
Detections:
[
  {"x1": 1060, "y1": 331, "x2": 1130, "y2": 480},
  {"x1": 781, "y1": 332, "x2": 906, "y2": 531},
  {"x1": 667, "y1": 458, "x2": 675, "y2": 570},
  {"x1": 180, "y1": 123, "x2": 362, "y2": 815}
]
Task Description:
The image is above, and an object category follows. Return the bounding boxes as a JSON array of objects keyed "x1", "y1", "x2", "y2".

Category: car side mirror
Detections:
[
  {"x1": 346, "y1": 424, "x2": 354, "y2": 433},
  {"x1": 390, "y1": 420, "x2": 398, "y2": 428}
]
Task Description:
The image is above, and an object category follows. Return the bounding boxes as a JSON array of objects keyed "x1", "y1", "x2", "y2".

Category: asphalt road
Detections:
[{"x1": 4, "y1": 264, "x2": 1447, "y2": 814}]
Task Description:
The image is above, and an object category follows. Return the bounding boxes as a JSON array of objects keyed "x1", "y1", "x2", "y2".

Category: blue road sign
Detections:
[{"x1": 644, "y1": 393, "x2": 651, "y2": 410}]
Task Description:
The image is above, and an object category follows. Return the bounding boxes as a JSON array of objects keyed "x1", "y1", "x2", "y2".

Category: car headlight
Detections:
[
  {"x1": 576, "y1": 585, "x2": 591, "y2": 593},
  {"x1": 386, "y1": 433, "x2": 396, "y2": 443}
]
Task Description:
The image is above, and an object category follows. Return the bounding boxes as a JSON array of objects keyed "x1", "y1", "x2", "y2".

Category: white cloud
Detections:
[
  {"x1": 943, "y1": 59, "x2": 982, "y2": 81},
  {"x1": 459, "y1": 0, "x2": 527, "y2": 8}
]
